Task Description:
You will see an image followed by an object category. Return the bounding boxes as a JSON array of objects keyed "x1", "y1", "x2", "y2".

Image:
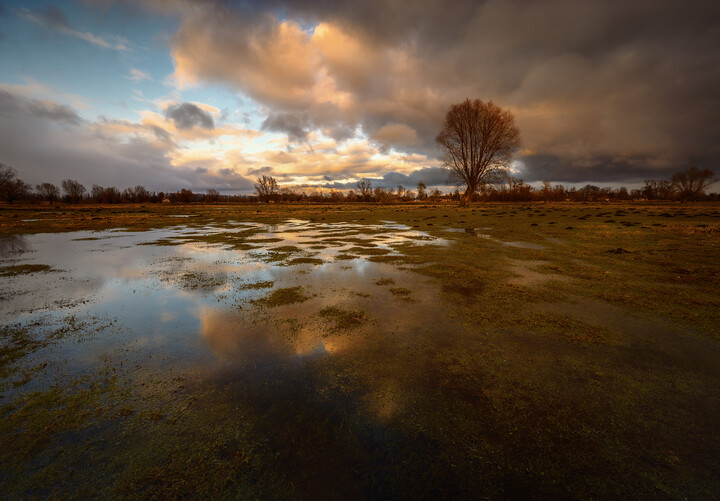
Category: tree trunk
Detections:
[{"x1": 460, "y1": 185, "x2": 475, "y2": 206}]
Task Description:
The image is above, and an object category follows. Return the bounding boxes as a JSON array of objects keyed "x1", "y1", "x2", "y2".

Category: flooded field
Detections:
[{"x1": 1, "y1": 203, "x2": 719, "y2": 498}]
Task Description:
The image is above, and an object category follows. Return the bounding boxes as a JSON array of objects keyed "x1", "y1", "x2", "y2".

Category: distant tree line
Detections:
[
  {"x1": 476, "y1": 168, "x2": 718, "y2": 202},
  {"x1": 0, "y1": 163, "x2": 717, "y2": 205}
]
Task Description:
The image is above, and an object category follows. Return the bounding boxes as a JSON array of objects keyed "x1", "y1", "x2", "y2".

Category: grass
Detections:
[
  {"x1": 286, "y1": 257, "x2": 325, "y2": 265},
  {"x1": 179, "y1": 271, "x2": 225, "y2": 290},
  {"x1": 253, "y1": 286, "x2": 310, "y2": 306},
  {"x1": 317, "y1": 306, "x2": 367, "y2": 330},
  {"x1": 239, "y1": 280, "x2": 275, "y2": 290},
  {"x1": 1, "y1": 201, "x2": 720, "y2": 498},
  {"x1": 0, "y1": 264, "x2": 56, "y2": 277}
]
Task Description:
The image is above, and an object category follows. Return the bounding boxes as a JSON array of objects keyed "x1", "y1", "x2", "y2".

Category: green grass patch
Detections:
[
  {"x1": 287, "y1": 257, "x2": 325, "y2": 265},
  {"x1": 0, "y1": 264, "x2": 56, "y2": 277},
  {"x1": 239, "y1": 280, "x2": 275, "y2": 290},
  {"x1": 254, "y1": 286, "x2": 310, "y2": 307}
]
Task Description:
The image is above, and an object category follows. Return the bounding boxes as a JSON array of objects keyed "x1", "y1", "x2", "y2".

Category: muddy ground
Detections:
[{"x1": 1, "y1": 202, "x2": 719, "y2": 499}]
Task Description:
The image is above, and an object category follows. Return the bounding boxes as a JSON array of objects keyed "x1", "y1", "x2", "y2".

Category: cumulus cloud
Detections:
[
  {"x1": 246, "y1": 166, "x2": 274, "y2": 177},
  {"x1": 0, "y1": 89, "x2": 83, "y2": 125},
  {"x1": 164, "y1": 102, "x2": 214, "y2": 130},
  {"x1": 0, "y1": 87, "x2": 253, "y2": 192},
  {"x1": 171, "y1": 7, "x2": 319, "y2": 106},
  {"x1": 162, "y1": 0, "x2": 720, "y2": 183},
  {"x1": 371, "y1": 123, "x2": 420, "y2": 152},
  {"x1": 261, "y1": 112, "x2": 310, "y2": 142}
]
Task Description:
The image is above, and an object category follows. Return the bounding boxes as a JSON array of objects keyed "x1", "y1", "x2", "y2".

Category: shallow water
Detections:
[{"x1": 0, "y1": 219, "x2": 450, "y2": 396}]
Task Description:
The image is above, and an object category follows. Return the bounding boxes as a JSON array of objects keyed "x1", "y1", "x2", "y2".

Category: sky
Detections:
[{"x1": 0, "y1": 0, "x2": 718, "y2": 194}]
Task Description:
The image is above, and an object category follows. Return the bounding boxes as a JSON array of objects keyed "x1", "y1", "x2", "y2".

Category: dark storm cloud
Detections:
[
  {"x1": 165, "y1": 0, "x2": 720, "y2": 183},
  {"x1": 380, "y1": 167, "x2": 450, "y2": 188},
  {"x1": 519, "y1": 154, "x2": 714, "y2": 185},
  {"x1": 246, "y1": 166, "x2": 274, "y2": 177},
  {"x1": 0, "y1": 89, "x2": 83, "y2": 125},
  {"x1": 261, "y1": 113, "x2": 310, "y2": 142},
  {"x1": 300, "y1": 166, "x2": 451, "y2": 191},
  {"x1": 164, "y1": 102, "x2": 214, "y2": 130},
  {"x1": 149, "y1": 125, "x2": 172, "y2": 143},
  {"x1": 27, "y1": 101, "x2": 83, "y2": 124}
]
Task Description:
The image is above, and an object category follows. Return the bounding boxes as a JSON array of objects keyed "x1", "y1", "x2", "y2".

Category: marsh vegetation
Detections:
[{"x1": 1, "y1": 202, "x2": 719, "y2": 499}]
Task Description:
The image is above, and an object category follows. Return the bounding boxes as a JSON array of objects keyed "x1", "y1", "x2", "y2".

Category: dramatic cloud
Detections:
[
  {"x1": 164, "y1": 102, "x2": 214, "y2": 130},
  {"x1": 5, "y1": 0, "x2": 719, "y2": 189},
  {"x1": 261, "y1": 113, "x2": 311, "y2": 142},
  {"x1": 0, "y1": 88, "x2": 83, "y2": 125},
  {"x1": 371, "y1": 123, "x2": 420, "y2": 152},
  {"x1": 0, "y1": 86, "x2": 253, "y2": 192},
  {"x1": 164, "y1": 0, "x2": 720, "y2": 183}
]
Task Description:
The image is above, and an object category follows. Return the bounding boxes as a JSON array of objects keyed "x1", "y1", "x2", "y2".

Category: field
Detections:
[{"x1": 1, "y1": 202, "x2": 719, "y2": 499}]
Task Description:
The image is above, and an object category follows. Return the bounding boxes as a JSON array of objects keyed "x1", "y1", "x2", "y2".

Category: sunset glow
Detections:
[{"x1": 1, "y1": 0, "x2": 718, "y2": 192}]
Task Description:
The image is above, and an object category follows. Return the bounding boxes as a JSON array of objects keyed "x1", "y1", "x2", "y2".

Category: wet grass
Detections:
[
  {"x1": 334, "y1": 253, "x2": 358, "y2": 261},
  {"x1": 286, "y1": 257, "x2": 325, "y2": 266},
  {"x1": 317, "y1": 306, "x2": 368, "y2": 331},
  {"x1": 1, "y1": 202, "x2": 720, "y2": 498},
  {"x1": 179, "y1": 271, "x2": 226, "y2": 290},
  {"x1": 0, "y1": 264, "x2": 56, "y2": 276},
  {"x1": 239, "y1": 280, "x2": 275, "y2": 290},
  {"x1": 254, "y1": 286, "x2": 310, "y2": 307}
]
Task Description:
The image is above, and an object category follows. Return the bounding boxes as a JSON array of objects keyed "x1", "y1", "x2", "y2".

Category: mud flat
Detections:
[{"x1": 1, "y1": 202, "x2": 719, "y2": 498}]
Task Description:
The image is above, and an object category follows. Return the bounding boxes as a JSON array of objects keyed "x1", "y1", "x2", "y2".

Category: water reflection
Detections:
[
  {"x1": 1, "y1": 220, "x2": 449, "y2": 379},
  {"x1": 0, "y1": 235, "x2": 29, "y2": 258}
]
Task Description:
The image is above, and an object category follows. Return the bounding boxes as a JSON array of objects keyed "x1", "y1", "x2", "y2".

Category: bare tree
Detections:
[
  {"x1": 205, "y1": 189, "x2": 220, "y2": 203},
  {"x1": 642, "y1": 179, "x2": 675, "y2": 200},
  {"x1": 124, "y1": 185, "x2": 150, "y2": 203},
  {"x1": 36, "y1": 182, "x2": 60, "y2": 203},
  {"x1": 356, "y1": 178, "x2": 373, "y2": 201},
  {"x1": 428, "y1": 188, "x2": 443, "y2": 202},
  {"x1": 255, "y1": 175, "x2": 278, "y2": 203},
  {"x1": 62, "y1": 179, "x2": 87, "y2": 203},
  {"x1": 0, "y1": 164, "x2": 31, "y2": 203},
  {"x1": 0, "y1": 164, "x2": 15, "y2": 188},
  {"x1": 3, "y1": 179, "x2": 31, "y2": 203},
  {"x1": 671, "y1": 166, "x2": 717, "y2": 200},
  {"x1": 416, "y1": 181, "x2": 427, "y2": 200},
  {"x1": 436, "y1": 99, "x2": 520, "y2": 206}
]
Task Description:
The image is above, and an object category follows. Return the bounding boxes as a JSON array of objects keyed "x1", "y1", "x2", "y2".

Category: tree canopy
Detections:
[
  {"x1": 671, "y1": 166, "x2": 717, "y2": 200},
  {"x1": 436, "y1": 99, "x2": 520, "y2": 206}
]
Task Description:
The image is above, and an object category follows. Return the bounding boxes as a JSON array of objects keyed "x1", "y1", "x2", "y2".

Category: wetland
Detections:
[{"x1": 1, "y1": 202, "x2": 719, "y2": 499}]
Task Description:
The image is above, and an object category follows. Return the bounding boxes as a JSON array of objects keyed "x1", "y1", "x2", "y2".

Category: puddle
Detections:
[
  {"x1": 0, "y1": 220, "x2": 450, "y2": 396},
  {"x1": 476, "y1": 233, "x2": 545, "y2": 249},
  {"x1": 0, "y1": 235, "x2": 30, "y2": 257},
  {"x1": 503, "y1": 241, "x2": 545, "y2": 249},
  {"x1": 4, "y1": 217, "x2": 716, "y2": 498}
]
